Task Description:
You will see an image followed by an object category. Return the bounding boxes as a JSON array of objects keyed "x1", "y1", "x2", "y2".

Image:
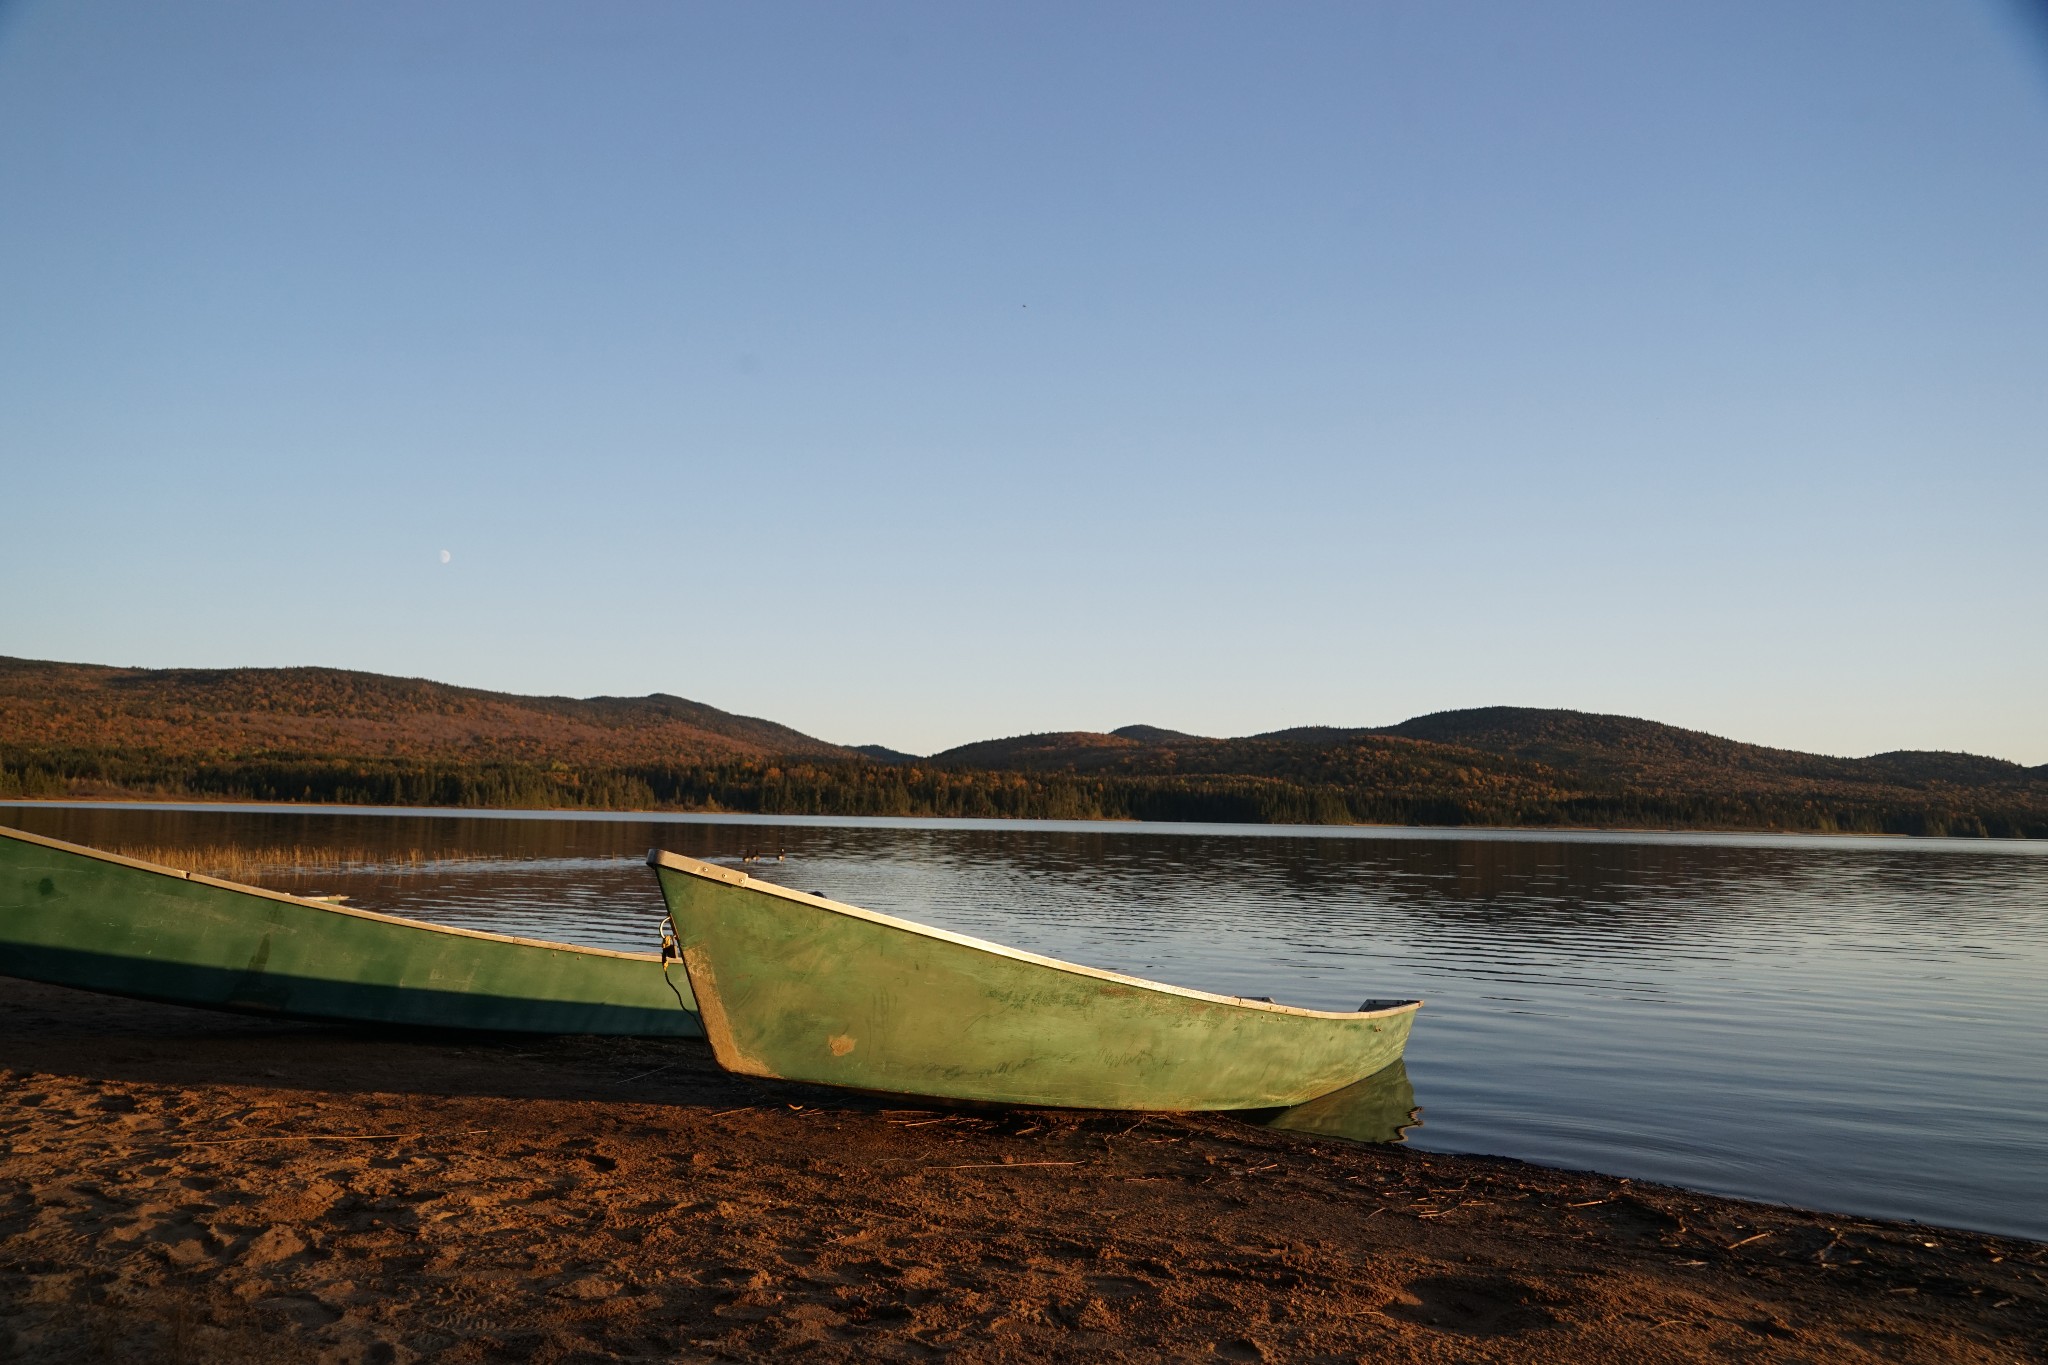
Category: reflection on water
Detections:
[
  {"x1": 1260, "y1": 1060, "x2": 1420, "y2": 1145},
  {"x1": 5, "y1": 803, "x2": 2047, "y2": 1241}
]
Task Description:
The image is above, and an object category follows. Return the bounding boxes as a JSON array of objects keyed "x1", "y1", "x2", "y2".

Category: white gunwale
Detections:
[
  {"x1": 0, "y1": 825, "x2": 661, "y2": 962},
  {"x1": 648, "y1": 848, "x2": 1420, "y2": 1022}
]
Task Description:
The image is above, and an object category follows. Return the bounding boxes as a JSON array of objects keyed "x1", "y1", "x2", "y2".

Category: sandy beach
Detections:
[{"x1": 0, "y1": 976, "x2": 2040, "y2": 1364}]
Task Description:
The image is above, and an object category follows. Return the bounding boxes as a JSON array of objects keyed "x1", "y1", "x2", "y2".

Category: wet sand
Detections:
[{"x1": 0, "y1": 977, "x2": 2041, "y2": 1363}]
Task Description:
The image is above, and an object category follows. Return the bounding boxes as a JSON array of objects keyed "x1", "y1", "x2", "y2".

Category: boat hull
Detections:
[
  {"x1": 1, "y1": 827, "x2": 700, "y2": 1036},
  {"x1": 649, "y1": 850, "x2": 1416, "y2": 1110}
]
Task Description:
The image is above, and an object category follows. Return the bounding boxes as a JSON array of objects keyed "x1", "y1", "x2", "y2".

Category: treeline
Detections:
[{"x1": 5, "y1": 748, "x2": 2044, "y2": 838}]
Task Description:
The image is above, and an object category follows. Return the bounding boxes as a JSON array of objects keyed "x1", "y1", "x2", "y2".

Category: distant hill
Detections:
[
  {"x1": 930, "y1": 731, "x2": 1154, "y2": 771},
  {"x1": 931, "y1": 716, "x2": 1953, "y2": 791},
  {"x1": 918, "y1": 707, "x2": 2044, "y2": 835},
  {"x1": 0, "y1": 656, "x2": 855, "y2": 767},
  {"x1": 1368, "y1": 706, "x2": 1856, "y2": 783},
  {"x1": 853, "y1": 744, "x2": 920, "y2": 765},
  {"x1": 1851, "y1": 751, "x2": 2039, "y2": 787},
  {"x1": 1110, "y1": 724, "x2": 1202, "y2": 743},
  {"x1": 1, "y1": 658, "x2": 2040, "y2": 835},
  {"x1": 1254, "y1": 705, "x2": 2046, "y2": 793}
]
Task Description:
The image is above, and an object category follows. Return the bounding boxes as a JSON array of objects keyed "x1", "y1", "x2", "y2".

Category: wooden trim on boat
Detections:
[
  {"x1": 647, "y1": 848, "x2": 1419, "y2": 1022},
  {"x1": 0, "y1": 825, "x2": 662, "y2": 962}
]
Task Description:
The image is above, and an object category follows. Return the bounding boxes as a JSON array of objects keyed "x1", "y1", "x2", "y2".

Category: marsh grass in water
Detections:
[{"x1": 106, "y1": 843, "x2": 500, "y2": 885}]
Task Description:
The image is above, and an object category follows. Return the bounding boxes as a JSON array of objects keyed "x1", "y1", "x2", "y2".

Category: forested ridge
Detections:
[{"x1": 3, "y1": 657, "x2": 2043, "y2": 836}]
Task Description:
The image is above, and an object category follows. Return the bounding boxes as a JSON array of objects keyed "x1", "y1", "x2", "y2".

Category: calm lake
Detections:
[{"x1": 7, "y1": 802, "x2": 2046, "y2": 1242}]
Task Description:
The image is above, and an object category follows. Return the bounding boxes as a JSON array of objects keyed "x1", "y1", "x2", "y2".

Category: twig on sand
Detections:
[
  {"x1": 167, "y1": 1127, "x2": 489, "y2": 1147},
  {"x1": 1726, "y1": 1231, "x2": 1772, "y2": 1250},
  {"x1": 940, "y1": 1161, "x2": 1087, "y2": 1171}
]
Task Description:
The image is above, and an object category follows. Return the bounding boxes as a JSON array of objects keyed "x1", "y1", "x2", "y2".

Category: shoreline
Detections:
[
  {"x1": 5, "y1": 795, "x2": 2037, "y2": 850},
  {"x1": 1, "y1": 977, "x2": 2040, "y2": 1362}
]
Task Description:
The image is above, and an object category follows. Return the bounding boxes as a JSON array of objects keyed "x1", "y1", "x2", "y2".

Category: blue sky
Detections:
[{"x1": 2, "y1": 1, "x2": 2044, "y2": 761}]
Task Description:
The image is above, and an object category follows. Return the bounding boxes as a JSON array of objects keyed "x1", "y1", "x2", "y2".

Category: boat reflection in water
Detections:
[{"x1": 1256, "y1": 1059, "x2": 1420, "y2": 1144}]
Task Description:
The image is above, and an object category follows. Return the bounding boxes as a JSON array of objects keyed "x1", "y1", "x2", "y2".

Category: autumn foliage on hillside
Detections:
[
  {"x1": 0, "y1": 657, "x2": 853, "y2": 767},
  {"x1": 2, "y1": 658, "x2": 2043, "y2": 837}
]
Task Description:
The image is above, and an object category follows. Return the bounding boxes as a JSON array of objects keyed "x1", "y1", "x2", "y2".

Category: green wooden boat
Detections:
[
  {"x1": 648, "y1": 848, "x2": 1418, "y2": 1110},
  {"x1": 0, "y1": 825, "x2": 700, "y2": 1036}
]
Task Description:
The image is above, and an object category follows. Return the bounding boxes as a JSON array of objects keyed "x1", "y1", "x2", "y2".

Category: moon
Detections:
[{"x1": 439, "y1": 550, "x2": 452, "y2": 564}]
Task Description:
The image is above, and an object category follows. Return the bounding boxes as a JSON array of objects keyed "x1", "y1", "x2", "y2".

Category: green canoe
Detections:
[
  {"x1": 648, "y1": 848, "x2": 1418, "y2": 1110},
  {"x1": 0, "y1": 825, "x2": 700, "y2": 1036}
]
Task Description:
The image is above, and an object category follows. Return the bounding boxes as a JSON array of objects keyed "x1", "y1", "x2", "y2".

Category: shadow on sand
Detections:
[{"x1": 0, "y1": 974, "x2": 1422, "y2": 1146}]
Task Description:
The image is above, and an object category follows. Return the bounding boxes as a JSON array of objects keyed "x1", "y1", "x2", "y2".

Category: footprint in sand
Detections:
[
  {"x1": 255, "y1": 1292, "x2": 341, "y2": 1329},
  {"x1": 1384, "y1": 1273, "x2": 1559, "y2": 1337},
  {"x1": 238, "y1": 1225, "x2": 308, "y2": 1267}
]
